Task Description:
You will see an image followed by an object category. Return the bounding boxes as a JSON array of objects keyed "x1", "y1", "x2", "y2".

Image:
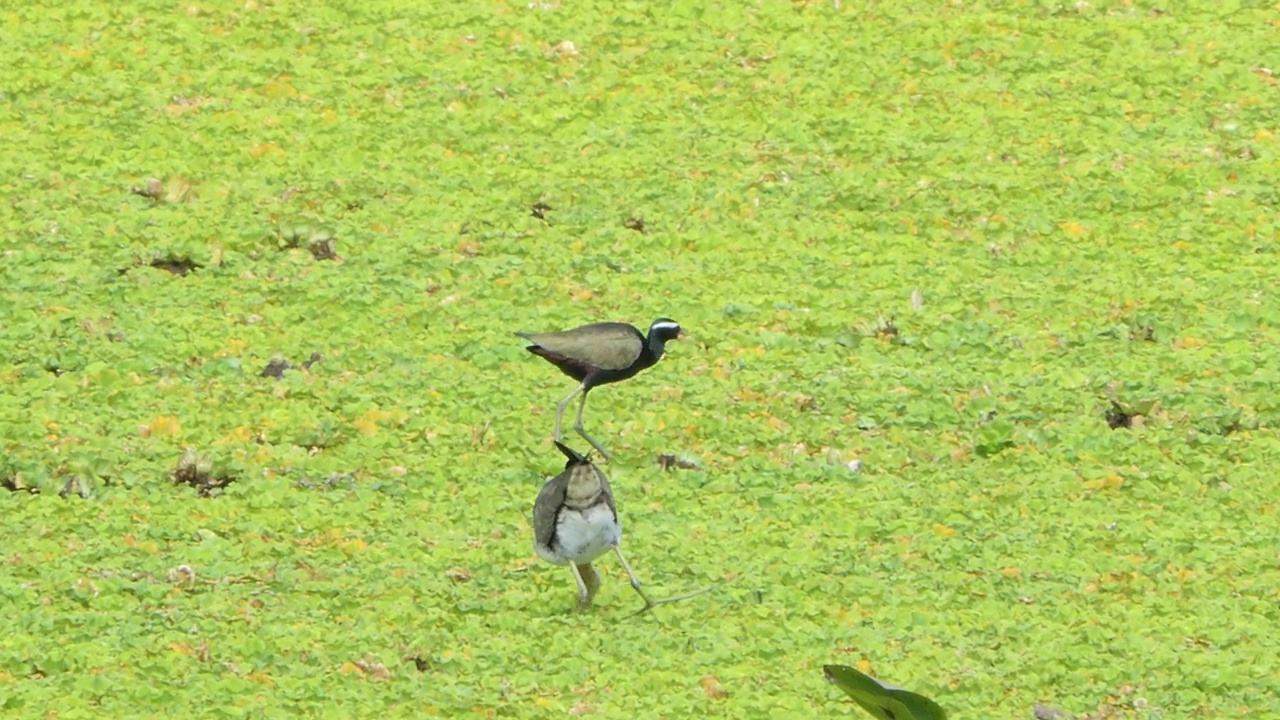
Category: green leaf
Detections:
[
  {"x1": 975, "y1": 419, "x2": 1015, "y2": 458},
  {"x1": 823, "y1": 664, "x2": 947, "y2": 720}
]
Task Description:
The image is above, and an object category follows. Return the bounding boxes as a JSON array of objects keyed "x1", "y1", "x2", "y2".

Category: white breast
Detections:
[{"x1": 540, "y1": 503, "x2": 621, "y2": 565}]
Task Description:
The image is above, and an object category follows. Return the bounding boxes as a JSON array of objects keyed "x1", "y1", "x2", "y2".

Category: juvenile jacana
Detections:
[
  {"x1": 531, "y1": 441, "x2": 709, "y2": 613},
  {"x1": 516, "y1": 317, "x2": 684, "y2": 460}
]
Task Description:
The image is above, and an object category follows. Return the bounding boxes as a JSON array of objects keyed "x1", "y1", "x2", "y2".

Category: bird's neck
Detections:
[
  {"x1": 564, "y1": 467, "x2": 605, "y2": 508},
  {"x1": 645, "y1": 333, "x2": 666, "y2": 362}
]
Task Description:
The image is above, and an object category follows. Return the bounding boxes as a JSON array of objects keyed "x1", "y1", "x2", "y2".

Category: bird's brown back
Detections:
[{"x1": 516, "y1": 322, "x2": 644, "y2": 371}]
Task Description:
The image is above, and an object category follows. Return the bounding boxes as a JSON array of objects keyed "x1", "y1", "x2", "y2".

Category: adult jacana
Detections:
[{"x1": 515, "y1": 317, "x2": 683, "y2": 460}]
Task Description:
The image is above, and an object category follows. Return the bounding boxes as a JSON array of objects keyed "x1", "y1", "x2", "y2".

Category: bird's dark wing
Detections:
[
  {"x1": 598, "y1": 470, "x2": 618, "y2": 521},
  {"x1": 532, "y1": 473, "x2": 568, "y2": 549},
  {"x1": 515, "y1": 323, "x2": 643, "y2": 371}
]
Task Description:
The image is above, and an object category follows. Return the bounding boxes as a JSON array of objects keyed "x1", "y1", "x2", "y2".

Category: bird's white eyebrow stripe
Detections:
[{"x1": 651, "y1": 321, "x2": 680, "y2": 332}]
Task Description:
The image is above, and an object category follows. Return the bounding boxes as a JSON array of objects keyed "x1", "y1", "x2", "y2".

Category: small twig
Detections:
[{"x1": 471, "y1": 419, "x2": 492, "y2": 447}]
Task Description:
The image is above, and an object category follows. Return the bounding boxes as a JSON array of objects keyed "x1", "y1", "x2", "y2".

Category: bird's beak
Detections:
[
  {"x1": 677, "y1": 329, "x2": 688, "y2": 340},
  {"x1": 554, "y1": 441, "x2": 587, "y2": 464}
]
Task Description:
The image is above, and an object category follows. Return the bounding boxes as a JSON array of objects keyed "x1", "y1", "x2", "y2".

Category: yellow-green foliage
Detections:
[{"x1": 3, "y1": 1, "x2": 1278, "y2": 717}]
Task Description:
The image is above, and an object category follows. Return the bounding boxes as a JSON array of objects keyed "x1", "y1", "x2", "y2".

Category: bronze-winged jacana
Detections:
[
  {"x1": 531, "y1": 441, "x2": 709, "y2": 613},
  {"x1": 516, "y1": 317, "x2": 684, "y2": 461}
]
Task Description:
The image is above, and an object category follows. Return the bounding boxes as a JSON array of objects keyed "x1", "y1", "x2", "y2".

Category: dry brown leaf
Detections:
[{"x1": 700, "y1": 674, "x2": 728, "y2": 699}]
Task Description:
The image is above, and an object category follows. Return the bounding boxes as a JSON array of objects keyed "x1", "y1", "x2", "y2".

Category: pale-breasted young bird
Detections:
[{"x1": 531, "y1": 441, "x2": 709, "y2": 613}]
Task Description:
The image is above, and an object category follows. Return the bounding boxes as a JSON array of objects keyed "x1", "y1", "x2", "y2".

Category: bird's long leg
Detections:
[
  {"x1": 567, "y1": 561, "x2": 599, "y2": 610},
  {"x1": 611, "y1": 546, "x2": 655, "y2": 608},
  {"x1": 613, "y1": 547, "x2": 713, "y2": 617},
  {"x1": 579, "y1": 563, "x2": 600, "y2": 604},
  {"x1": 554, "y1": 384, "x2": 585, "y2": 443},
  {"x1": 571, "y1": 390, "x2": 612, "y2": 461}
]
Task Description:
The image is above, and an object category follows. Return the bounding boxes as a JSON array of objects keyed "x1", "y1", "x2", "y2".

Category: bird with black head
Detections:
[{"x1": 516, "y1": 317, "x2": 684, "y2": 461}]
